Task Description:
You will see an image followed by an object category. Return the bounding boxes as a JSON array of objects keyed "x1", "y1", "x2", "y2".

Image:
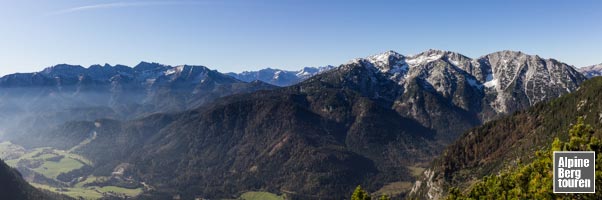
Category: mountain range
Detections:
[
  {"x1": 0, "y1": 62, "x2": 275, "y2": 116},
  {"x1": 0, "y1": 49, "x2": 592, "y2": 199},
  {"x1": 226, "y1": 66, "x2": 334, "y2": 86},
  {"x1": 578, "y1": 63, "x2": 602, "y2": 78},
  {"x1": 0, "y1": 62, "x2": 275, "y2": 146},
  {"x1": 1, "y1": 49, "x2": 587, "y2": 199}
]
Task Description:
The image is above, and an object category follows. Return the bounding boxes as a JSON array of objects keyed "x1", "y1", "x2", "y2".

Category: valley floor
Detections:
[{"x1": 0, "y1": 141, "x2": 143, "y2": 200}]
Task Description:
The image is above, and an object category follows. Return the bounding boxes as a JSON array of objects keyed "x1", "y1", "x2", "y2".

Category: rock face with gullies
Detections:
[
  {"x1": 340, "y1": 49, "x2": 585, "y2": 142},
  {"x1": 479, "y1": 51, "x2": 584, "y2": 115}
]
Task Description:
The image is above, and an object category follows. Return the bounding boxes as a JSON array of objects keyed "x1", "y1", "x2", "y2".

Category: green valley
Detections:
[{"x1": 0, "y1": 142, "x2": 143, "y2": 200}]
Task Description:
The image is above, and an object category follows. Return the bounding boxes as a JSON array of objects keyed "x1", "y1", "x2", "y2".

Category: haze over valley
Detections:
[{"x1": 2, "y1": 1, "x2": 602, "y2": 200}]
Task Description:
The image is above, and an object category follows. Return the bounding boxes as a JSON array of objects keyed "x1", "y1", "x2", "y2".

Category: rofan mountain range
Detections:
[{"x1": 0, "y1": 49, "x2": 600, "y2": 199}]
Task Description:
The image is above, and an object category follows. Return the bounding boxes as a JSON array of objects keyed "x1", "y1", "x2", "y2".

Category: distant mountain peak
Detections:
[
  {"x1": 42, "y1": 64, "x2": 85, "y2": 71},
  {"x1": 422, "y1": 48, "x2": 449, "y2": 55},
  {"x1": 366, "y1": 50, "x2": 406, "y2": 71},
  {"x1": 482, "y1": 50, "x2": 532, "y2": 62},
  {"x1": 407, "y1": 50, "x2": 470, "y2": 67},
  {"x1": 227, "y1": 65, "x2": 334, "y2": 86},
  {"x1": 496, "y1": 49, "x2": 526, "y2": 54},
  {"x1": 133, "y1": 61, "x2": 170, "y2": 72},
  {"x1": 579, "y1": 63, "x2": 602, "y2": 78},
  {"x1": 368, "y1": 50, "x2": 404, "y2": 58},
  {"x1": 41, "y1": 64, "x2": 87, "y2": 79}
]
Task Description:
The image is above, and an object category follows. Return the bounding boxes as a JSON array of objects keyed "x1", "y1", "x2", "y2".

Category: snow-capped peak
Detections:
[
  {"x1": 227, "y1": 65, "x2": 335, "y2": 87},
  {"x1": 405, "y1": 49, "x2": 447, "y2": 66},
  {"x1": 296, "y1": 66, "x2": 328, "y2": 78},
  {"x1": 367, "y1": 50, "x2": 405, "y2": 64},
  {"x1": 363, "y1": 50, "x2": 406, "y2": 72}
]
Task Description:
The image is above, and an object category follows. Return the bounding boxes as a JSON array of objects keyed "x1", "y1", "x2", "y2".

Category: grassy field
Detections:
[
  {"x1": 32, "y1": 156, "x2": 84, "y2": 179},
  {"x1": 56, "y1": 149, "x2": 94, "y2": 166},
  {"x1": 4, "y1": 147, "x2": 47, "y2": 167},
  {"x1": 239, "y1": 192, "x2": 285, "y2": 200},
  {"x1": 31, "y1": 176, "x2": 144, "y2": 199},
  {"x1": 74, "y1": 176, "x2": 104, "y2": 188},
  {"x1": 98, "y1": 186, "x2": 143, "y2": 197},
  {"x1": 31, "y1": 183, "x2": 104, "y2": 200},
  {"x1": 2, "y1": 146, "x2": 87, "y2": 179}
]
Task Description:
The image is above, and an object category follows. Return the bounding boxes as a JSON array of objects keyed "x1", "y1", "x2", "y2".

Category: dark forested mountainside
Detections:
[
  {"x1": 37, "y1": 85, "x2": 437, "y2": 199},
  {"x1": 0, "y1": 160, "x2": 72, "y2": 200}
]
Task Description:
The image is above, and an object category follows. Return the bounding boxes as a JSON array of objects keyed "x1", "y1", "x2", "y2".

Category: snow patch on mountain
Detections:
[
  {"x1": 483, "y1": 73, "x2": 497, "y2": 88},
  {"x1": 406, "y1": 53, "x2": 443, "y2": 66},
  {"x1": 345, "y1": 49, "x2": 585, "y2": 115}
]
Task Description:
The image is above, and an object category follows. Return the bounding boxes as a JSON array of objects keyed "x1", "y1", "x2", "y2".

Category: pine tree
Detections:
[{"x1": 351, "y1": 185, "x2": 371, "y2": 200}]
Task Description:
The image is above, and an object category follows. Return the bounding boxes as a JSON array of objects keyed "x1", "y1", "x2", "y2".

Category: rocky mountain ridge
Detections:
[
  {"x1": 337, "y1": 49, "x2": 585, "y2": 141},
  {"x1": 226, "y1": 66, "x2": 335, "y2": 86},
  {"x1": 578, "y1": 63, "x2": 602, "y2": 78},
  {"x1": 0, "y1": 62, "x2": 276, "y2": 144}
]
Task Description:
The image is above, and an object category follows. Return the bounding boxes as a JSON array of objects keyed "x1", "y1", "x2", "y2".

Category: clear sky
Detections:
[{"x1": 0, "y1": 0, "x2": 601, "y2": 76}]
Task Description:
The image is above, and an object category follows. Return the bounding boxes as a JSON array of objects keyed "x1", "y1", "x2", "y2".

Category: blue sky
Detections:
[{"x1": 0, "y1": 0, "x2": 601, "y2": 76}]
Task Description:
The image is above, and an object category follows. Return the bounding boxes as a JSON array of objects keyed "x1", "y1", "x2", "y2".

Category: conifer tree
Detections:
[{"x1": 351, "y1": 185, "x2": 371, "y2": 200}]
